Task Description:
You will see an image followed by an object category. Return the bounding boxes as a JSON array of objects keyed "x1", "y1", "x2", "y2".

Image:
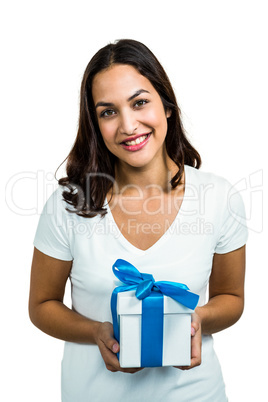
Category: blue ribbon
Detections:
[{"x1": 111, "y1": 259, "x2": 199, "y2": 367}]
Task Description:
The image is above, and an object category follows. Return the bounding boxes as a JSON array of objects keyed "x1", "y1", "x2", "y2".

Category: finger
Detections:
[
  {"x1": 97, "y1": 323, "x2": 144, "y2": 374},
  {"x1": 189, "y1": 332, "x2": 202, "y2": 369},
  {"x1": 101, "y1": 348, "x2": 122, "y2": 373},
  {"x1": 191, "y1": 321, "x2": 200, "y2": 335},
  {"x1": 175, "y1": 357, "x2": 201, "y2": 371},
  {"x1": 99, "y1": 340, "x2": 119, "y2": 362},
  {"x1": 120, "y1": 367, "x2": 144, "y2": 374},
  {"x1": 174, "y1": 365, "x2": 191, "y2": 371},
  {"x1": 175, "y1": 325, "x2": 202, "y2": 370},
  {"x1": 102, "y1": 349, "x2": 143, "y2": 374},
  {"x1": 190, "y1": 356, "x2": 201, "y2": 368},
  {"x1": 105, "y1": 364, "x2": 119, "y2": 372},
  {"x1": 97, "y1": 336, "x2": 120, "y2": 371},
  {"x1": 99, "y1": 322, "x2": 120, "y2": 354},
  {"x1": 177, "y1": 357, "x2": 201, "y2": 370}
]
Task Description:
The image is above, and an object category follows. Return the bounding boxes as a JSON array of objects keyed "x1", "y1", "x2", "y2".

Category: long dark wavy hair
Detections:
[{"x1": 56, "y1": 39, "x2": 201, "y2": 218}]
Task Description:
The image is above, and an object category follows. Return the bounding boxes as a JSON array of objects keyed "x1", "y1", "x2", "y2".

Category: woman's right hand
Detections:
[{"x1": 94, "y1": 321, "x2": 143, "y2": 374}]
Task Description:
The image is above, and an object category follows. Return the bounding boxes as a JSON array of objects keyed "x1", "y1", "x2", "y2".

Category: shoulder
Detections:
[
  {"x1": 40, "y1": 185, "x2": 79, "y2": 224},
  {"x1": 185, "y1": 165, "x2": 230, "y2": 187},
  {"x1": 185, "y1": 165, "x2": 234, "y2": 198},
  {"x1": 44, "y1": 185, "x2": 105, "y2": 230},
  {"x1": 43, "y1": 185, "x2": 69, "y2": 209},
  {"x1": 184, "y1": 165, "x2": 246, "y2": 219}
]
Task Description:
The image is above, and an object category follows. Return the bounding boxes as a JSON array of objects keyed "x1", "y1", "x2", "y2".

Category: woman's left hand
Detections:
[{"x1": 174, "y1": 311, "x2": 202, "y2": 370}]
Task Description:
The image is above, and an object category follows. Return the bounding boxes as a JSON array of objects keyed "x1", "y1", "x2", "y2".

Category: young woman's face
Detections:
[{"x1": 92, "y1": 64, "x2": 171, "y2": 170}]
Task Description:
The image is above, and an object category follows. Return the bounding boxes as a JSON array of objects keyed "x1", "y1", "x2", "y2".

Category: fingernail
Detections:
[
  {"x1": 112, "y1": 344, "x2": 118, "y2": 353},
  {"x1": 191, "y1": 327, "x2": 196, "y2": 336}
]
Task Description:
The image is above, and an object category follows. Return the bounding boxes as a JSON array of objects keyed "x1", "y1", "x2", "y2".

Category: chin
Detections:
[{"x1": 120, "y1": 153, "x2": 154, "y2": 168}]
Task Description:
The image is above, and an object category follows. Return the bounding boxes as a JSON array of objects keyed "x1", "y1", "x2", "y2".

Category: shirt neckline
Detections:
[{"x1": 104, "y1": 165, "x2": 191, "y2": 255}]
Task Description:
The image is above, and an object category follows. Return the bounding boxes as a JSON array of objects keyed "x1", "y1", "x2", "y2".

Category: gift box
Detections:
[
  {"x1": 117, "y1": 290, "x2": 194, "y2": 367},
  {"x1": 111, "y1": 259, "x2": 199, "y2": 368}
]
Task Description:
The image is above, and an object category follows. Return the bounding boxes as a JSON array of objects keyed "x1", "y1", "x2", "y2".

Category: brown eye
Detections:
[
  {"x1": 100, "y1": 109, "x2": 115, "y2": 118},
  {"x1": 134, "y1": 99, "x2": 149, "y2": 108}
]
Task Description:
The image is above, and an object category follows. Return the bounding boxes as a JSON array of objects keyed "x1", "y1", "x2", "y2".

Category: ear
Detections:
[{"x1": 166, "y1": 108, "x2": 172, "y2": 118}]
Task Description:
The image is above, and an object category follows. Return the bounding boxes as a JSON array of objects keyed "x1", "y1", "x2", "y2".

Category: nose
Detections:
[{"x1": 118, "y1": 110, "x2": 138, "y2": 136}]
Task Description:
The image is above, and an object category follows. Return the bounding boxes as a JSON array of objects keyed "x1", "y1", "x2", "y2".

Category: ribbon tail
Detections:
[
  {"x1": 169, "y1": 291, "x2": 199, "y2": 310},
  {"x1": 156, "y1": 282, "x2": 199, "y2": 310}
]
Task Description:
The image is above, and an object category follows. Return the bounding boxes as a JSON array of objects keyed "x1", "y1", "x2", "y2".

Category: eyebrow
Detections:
[{"x1": 95, "y1": 89, "x2": 150, "y2": 109}]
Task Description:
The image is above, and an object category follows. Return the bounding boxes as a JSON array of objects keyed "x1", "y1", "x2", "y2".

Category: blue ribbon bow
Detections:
[{"x1": 111, "y1": 259, "x2": 199, "y2": 367}]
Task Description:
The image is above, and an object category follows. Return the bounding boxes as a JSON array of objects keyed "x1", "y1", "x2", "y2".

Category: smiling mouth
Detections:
[{"x1": 121, "y1": 133, "x2": 151, "y2": 146}]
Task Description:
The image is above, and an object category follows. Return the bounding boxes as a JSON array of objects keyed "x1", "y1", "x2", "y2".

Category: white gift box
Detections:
[{"x1": 117, "y1": 290, "x2": 194, "y2": 368}]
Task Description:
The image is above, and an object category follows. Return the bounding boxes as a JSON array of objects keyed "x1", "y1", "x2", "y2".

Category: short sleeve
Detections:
[
  {"x1": 215, "y1": 184, "x2": 248, "y2": 254},
  {"x1": 33, "y1": 187, "x2": 73, "y2": 261}
]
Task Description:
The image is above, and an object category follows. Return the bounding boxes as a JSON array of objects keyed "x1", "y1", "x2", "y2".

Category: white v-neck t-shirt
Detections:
[{"x1": 33, "y1": 165, "x2": 248, "y2": 402}]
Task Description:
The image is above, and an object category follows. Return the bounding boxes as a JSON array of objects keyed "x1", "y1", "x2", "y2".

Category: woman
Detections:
[{"x1": 29, "y1": 39, "x2": 248, "y2": 401}]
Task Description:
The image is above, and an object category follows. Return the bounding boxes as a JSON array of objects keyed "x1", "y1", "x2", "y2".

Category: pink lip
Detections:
[
  {"x1": 121, "y1": 133, "x2": 151, "y2": 152},
  {"x1": 120, "y1": 132, "x2": 151, "y2": 144}
]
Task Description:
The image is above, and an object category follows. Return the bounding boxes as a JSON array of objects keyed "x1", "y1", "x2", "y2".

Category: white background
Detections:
[{"x1": 1, "y1": 1, "x2": 267, "y2": 401}]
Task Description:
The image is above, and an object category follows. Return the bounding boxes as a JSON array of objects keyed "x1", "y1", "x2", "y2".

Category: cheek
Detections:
[
  {"x1": 143, "y1": 108, "x2": 168, "y2": 132},
  {"x1": 144, "y1": 104, "x2": 167, "y2": 127},
  {"x1": 98, "y1": 121, "x2": 117, "y2": 143}
]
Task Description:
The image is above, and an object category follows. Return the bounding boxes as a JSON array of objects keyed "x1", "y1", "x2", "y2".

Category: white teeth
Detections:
[{"x1": 124, "y1": 134, "x2": 149, "y2": 146}]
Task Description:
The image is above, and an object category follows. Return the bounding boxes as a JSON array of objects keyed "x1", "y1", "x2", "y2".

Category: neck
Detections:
[{"x1": 113, "y1": 151, "x2": 179, "y2": 197}]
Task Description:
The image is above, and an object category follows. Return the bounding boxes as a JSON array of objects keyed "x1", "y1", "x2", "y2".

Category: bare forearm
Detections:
[
  {"x1": 29, "y1": 300, "x2": 101, "y2": 343},
  {"x1": 196, "y1": 294, "x2": 244, "y2": 335}
]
